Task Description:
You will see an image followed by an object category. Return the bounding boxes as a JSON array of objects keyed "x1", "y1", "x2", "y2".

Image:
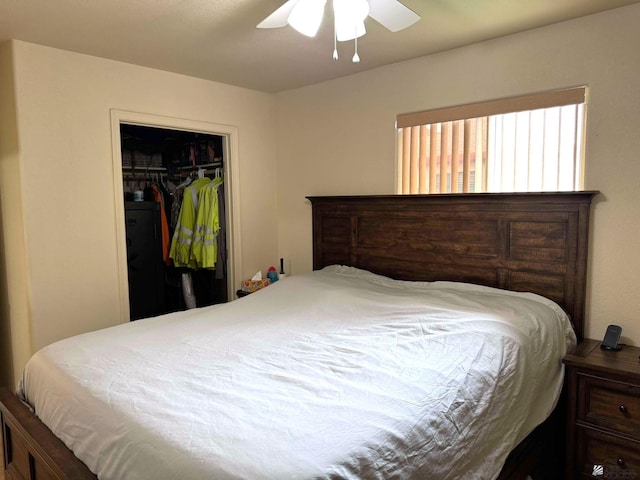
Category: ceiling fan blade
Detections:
[
  {"x1": 257, "y1": 0, "x2": 299, "y2": 28},
  {"x1": 367, "y1": 0, "x2": 420, "y2": 32}
]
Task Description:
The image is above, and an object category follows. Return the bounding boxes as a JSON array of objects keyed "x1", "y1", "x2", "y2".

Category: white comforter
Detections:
[{"x1": 19, "y1": 266, "x2": 576, "y2": 480}]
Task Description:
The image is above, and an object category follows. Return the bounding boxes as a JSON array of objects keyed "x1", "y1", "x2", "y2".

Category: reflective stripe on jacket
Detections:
[{"x1": 190, "y1": 178, "x2": 221, "y2": 269}]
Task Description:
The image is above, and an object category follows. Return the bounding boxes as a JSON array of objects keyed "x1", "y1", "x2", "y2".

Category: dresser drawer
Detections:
[
  {"x1": 577, "y1": 425, "x2": 640, "y2": 478},
  {"x1": 578, "y1": 373, "x2": 640, "y2": 438}
]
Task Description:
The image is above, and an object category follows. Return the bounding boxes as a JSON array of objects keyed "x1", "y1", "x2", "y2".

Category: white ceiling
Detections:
[{"x1": 0, "y1": 0, "x2": 638, "y2": 93}]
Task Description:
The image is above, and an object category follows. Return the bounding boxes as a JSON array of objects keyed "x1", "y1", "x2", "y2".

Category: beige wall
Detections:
[
  {"x1": 276, "y1": 4, "x2": 640, "y2": 343},
  {"x1": 0, "y1": 40, "x2": 278, "y2": 386},
  {"x1": 0, "y1": 42, "x2": 29, "y2": 388}
]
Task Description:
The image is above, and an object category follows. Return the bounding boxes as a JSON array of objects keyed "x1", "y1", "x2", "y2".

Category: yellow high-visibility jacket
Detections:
[
  {"x1": 190, "y1": 178, "x2": 222, "y2": 269},
  {"x1": 169, "y1": 177, "x2": 211, "y2": 268}
]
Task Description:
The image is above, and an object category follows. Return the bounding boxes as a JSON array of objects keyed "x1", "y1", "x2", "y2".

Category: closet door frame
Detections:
[{"x1": 110, "y1": 109, "x2": 242, "y2": 323}]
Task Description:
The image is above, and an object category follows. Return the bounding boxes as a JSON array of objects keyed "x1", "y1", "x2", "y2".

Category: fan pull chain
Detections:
[
  {"x1": 352, "y1": 26, "x2": 360, "y2": 63},
  {"x1": 333, "y1": 21, "x2": 338, "y2": 60}
]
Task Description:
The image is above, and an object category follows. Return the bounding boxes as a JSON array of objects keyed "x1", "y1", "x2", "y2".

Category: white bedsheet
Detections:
[{"x1": 18, "y1": 266, "x2": 576, "y2": 480}]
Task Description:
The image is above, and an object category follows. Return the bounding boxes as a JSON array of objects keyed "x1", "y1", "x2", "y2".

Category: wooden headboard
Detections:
[{"x1": 307, "y1": 192, "x2": 598, "y2": 341}]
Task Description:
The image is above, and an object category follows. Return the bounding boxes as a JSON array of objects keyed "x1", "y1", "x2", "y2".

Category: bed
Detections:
[{"x1": 1, "y1": 191, "x2": 597, "y2": 480}]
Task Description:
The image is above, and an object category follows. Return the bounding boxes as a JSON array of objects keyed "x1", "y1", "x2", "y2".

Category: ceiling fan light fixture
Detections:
[
  {"x1": 333, "y1": 0, "x2": 369, "y2": 41},
  {"x1": 335, "y1": 19, "x2": 366, "y2": 42},
  {"x1": 259, "y1": 0, "x2": 421, "y2": 63},
  {"x1": 288, "y1": 0, "x2": 327, "y2": 37}
]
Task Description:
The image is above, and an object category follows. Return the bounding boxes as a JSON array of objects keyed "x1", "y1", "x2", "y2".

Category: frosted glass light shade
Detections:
[
  {"x1": 333, "y1": 0, "x2": 369, "y2": 41},
  {"x1": 288, "y1": 0, "x2": 327, "y2": 37}
]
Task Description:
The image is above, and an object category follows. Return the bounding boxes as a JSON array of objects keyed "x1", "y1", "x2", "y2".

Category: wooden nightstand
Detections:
[{"x1": 564, "y1": 339, "x2": 640, "y2": 479}]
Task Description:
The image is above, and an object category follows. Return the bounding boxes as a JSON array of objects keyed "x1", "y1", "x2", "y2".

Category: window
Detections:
[{"x1": 396, "y1": 87, "x2": 586, "y2": 194}]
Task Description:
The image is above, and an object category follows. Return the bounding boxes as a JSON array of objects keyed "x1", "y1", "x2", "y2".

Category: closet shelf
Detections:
[{"x1": 122, "y1": 166, "x2": 166, "y2": 172}]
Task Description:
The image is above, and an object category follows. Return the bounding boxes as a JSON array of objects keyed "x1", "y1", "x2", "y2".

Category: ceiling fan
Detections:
[{"x1": 257, "y1": 0, "x2": 421, "y2": 62}]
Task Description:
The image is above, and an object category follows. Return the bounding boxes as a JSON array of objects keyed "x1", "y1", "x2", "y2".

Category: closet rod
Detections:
[{"x1": 177, "y1": 161, "x2": 223, "y2": 171}]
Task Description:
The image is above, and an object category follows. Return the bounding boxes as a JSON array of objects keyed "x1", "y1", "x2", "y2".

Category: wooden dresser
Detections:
[{"x1": 564, "y1": 338, "x2": 640, "y2": 479}]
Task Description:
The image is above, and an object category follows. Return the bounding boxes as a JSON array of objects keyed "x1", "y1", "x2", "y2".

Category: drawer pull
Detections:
[
  {"x1": 617, "y1": 458, "x2": 625, "y2": 468},
  {"x1": 619, "y1": 404, "x2": 628, "y2": 414}
]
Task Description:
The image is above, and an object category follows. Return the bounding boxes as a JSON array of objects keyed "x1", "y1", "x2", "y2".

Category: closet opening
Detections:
[{"x1": 111, "y1": 112, "x2": 240, "y2": 323}]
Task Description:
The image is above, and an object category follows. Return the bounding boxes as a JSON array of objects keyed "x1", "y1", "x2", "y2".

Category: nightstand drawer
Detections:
[
  {"x1": 577, "y1": 426, "x2": 640, "y2": 478},
  {"x1": 578, "y1": 373, "x2": 640, "y2": 438}
]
